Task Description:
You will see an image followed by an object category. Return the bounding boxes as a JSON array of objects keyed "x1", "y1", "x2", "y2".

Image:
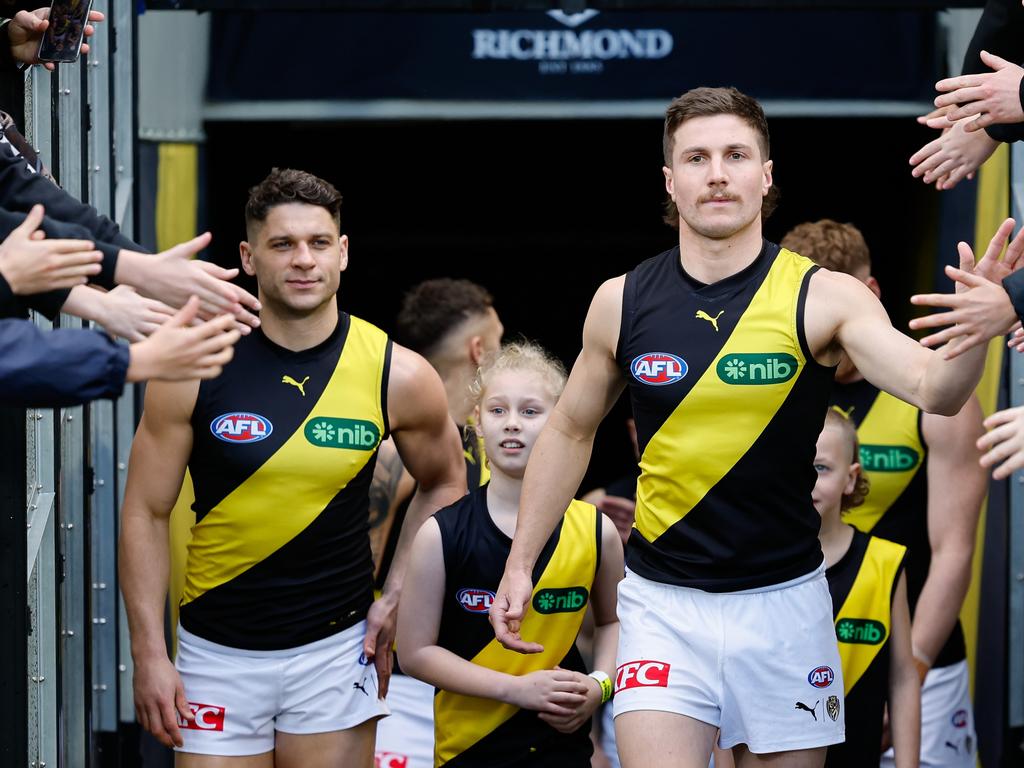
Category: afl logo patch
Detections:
[
  {"x1": 631, "y1": 353, "x2": 688, "y2": 386},
  {"x1": 807, "y1": 666, "x2": 835, "y2": 689},
  {"x1": 210, "y1": 412, "x2": 273, "y2": 444},
  {"x1": 456, "y1": 588, "x2": 495, "y2": 613}
]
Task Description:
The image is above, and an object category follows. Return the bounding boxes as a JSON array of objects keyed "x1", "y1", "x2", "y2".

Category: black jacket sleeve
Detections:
[
  {"x1": 0, "y1": 133, "x2": 143, "y2": 286},
  {"x1": 960, "y1": 0, "x2": 1024, "y2": 144},
  {"x1": 0, "y1": 318, "x2": 128, "y2": 407},
  {"x1": 1003, "y1": 270, "x2": 1024, "y2": 325}
]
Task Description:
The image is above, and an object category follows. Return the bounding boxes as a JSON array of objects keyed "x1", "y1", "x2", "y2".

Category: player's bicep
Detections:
[
  {"x1": 591, "y1": 513, "x2": 624, "y2": 628},
  {"x1": 396, "y1": 519, "x2": 446, "y2": 656},
  {"x1": 122, "y1": 381, "x2": 196, "y2": 521}
]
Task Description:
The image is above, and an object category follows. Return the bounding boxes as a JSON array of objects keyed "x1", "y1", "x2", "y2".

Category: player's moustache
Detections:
[{"x1": 699, "y1": 192, "x2": 739, "y2": 204}]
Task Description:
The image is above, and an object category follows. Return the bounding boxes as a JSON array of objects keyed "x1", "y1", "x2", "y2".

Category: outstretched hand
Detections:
[
  {"x1": 909, "y1": 218, "x2": 1024, "y2": 358},
  {"x1": 934, "y1": 51, "x2": 1024, "y2": 131},
  {"x1": 909, "y1": 115, "x2": 999, "y2": 191}
]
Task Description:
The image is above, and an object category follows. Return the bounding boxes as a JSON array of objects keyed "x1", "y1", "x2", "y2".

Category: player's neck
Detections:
[
  {"x1": 677, "y1": 217, "x2": 763, "y2": 285},
  {"x1": 818, "y1": 516, "x2": 855, "y2": 568},
  {"x1": 486, "y1": 469, "x2": 522, "y2": 539},
  {"x1": 442, "y1": 366, "x2": 477, "y2": 426},
  {"x1": 259, "y1": 297, "x2": 339, "y2": 352}
]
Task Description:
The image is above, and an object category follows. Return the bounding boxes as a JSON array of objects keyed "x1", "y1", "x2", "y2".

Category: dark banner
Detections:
[{"x1": 207, "y1": 9, "x2": 939, "y2": 103}]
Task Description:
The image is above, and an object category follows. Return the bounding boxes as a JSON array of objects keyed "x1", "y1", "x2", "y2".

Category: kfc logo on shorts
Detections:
[
  {"x1": 615, "y1": 660, "x2": 671, "y2": 692},
  {"x1": 375, "y1": 753, "x2": 409, "y2": 768},
  {"x1": 631, "y1": 353, "x2": 688, "y2": 386},
  {"x1": 457, "y1": 588, "x2": 495, "y2": 613},
  {"x1": 952, "y1": 709, "x2": 969, "y2": 728},
  {"x1": 178, "y1": 702, "x2": 226, "y2": 731},
  {"x1": 807, "y1": 666, "x2": 835, "y2": 689}
]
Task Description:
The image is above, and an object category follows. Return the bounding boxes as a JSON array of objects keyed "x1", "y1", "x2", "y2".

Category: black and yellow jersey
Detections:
[
  {"x1": 433, "y1": 485, "x2": 599, "y2": 767},
  {"x1": 180, "y1": 311, "x2": 391, "y2": 650},
  {"x1": 617, "y1": 241, "x2": 835, "y2": 591},
  {"x1": 825, "y1": 529, "x2": 906, "y2": 768},
  {"x1": 830, "y1": 378, "x2": 966, "y2": 667}
]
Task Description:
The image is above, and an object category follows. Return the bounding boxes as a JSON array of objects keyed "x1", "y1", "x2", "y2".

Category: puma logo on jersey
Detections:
[
  {"x1": 695, "y1": 309, "x2": 724, "y2": 331},
  {"x1": 795, "y1": 700, "x2": 819, "y2": 721},
  {"x1": 282, "y1": 375, "x2": 309, "y2": 396}
]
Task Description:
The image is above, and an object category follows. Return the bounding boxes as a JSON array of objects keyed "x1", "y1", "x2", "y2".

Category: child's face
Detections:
[
  {"x1": 478, "y1": 369, "x2": 557, "y2": 479},
  {"x1": 812, "y1": 425, "x2": 859, "y2": 519}
]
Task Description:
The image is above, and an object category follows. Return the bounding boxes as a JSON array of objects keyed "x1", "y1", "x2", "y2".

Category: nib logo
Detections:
[
  {"x1": 304, "y1": 417, "x2": 381, "y2": 451},
  {"x1": 859, "y1": 444, "x2": 920, "y2": 472},
  {"x1": 836, "y1": 618, "x2": 887, "y2": 645},
  {"x1": 532, "y1": 586, "x2": 589, "y2": 614},
  {"x1": 717, "y1": 353, "x2": 798, "y2": 385}
]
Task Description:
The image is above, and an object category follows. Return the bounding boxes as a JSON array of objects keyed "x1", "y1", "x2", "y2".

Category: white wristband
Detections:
[{"x1": 589, "y1": 670, "x2": 613, "y2": 704}]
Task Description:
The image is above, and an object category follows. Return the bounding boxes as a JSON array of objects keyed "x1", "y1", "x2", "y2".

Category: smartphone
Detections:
[{"x1": 37, "y1": 0, "x2": 93, "y2": 63}]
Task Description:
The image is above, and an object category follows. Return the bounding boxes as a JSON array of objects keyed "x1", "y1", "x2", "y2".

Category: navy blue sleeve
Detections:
[
  {"x1": 0, "y1": 319, "x2": 129, "y2": 407},
  {"x1": 1002, "y1": 269, "x2": 1024, "y2": 324}
]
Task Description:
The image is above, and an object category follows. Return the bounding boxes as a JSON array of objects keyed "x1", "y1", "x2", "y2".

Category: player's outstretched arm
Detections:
[
  {"x1": 491, "y1": 277, "x2": 626, "y2": 654},
  {"x1": 809, "y1": 258, "x2": 987, "y2": 416},
  {"x1": 909, "y1": 219, "x2": 1024, "y2": 357},
  {"x1": 119, "y1": 380, "x2": 199, "y2": 748},
  {"x1": 396, "y1": 519, "x2": 588, "y2": 715},
  {"x1": 537, "y1": 513, "x2": 624, "y2": 735},
  {"x1": 887, "y1": 572, "x2": 922, "y2": 768},
  {"x1": 367, "y1": 345, "x2": 466, "y2": 697}
]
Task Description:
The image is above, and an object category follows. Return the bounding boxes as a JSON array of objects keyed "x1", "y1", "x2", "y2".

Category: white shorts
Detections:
[
  {"x1": 613, "y1": 566, "x2": 844, "y2": 754},
  {"x1": 880, "y1": 659, "x2": 975, "y2": 768},
  {"x1": 174, "y1": 621, "x2": 389, "y2": 756},
  {"x1": 374, "y1": 673, "x2": 434, "y2": 768}
]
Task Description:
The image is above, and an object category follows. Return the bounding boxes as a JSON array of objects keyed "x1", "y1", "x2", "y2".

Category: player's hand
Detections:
[
  {"x1": 979, "y1": 406, "x2": 1024, "y2": 479},
  {"x1": 490, "y1": 566, "x2": 543, "y2": 654},
  {"x1": 94, "y1": 285, "x2": 177, "y2": 342},
  {"x1": 364, "y1": 592, "x2": 397, "y2": 699},
  {"x1": 126, "y1": 297, "x2": 239, "y2": 382},
  {"x1": 909, "y1": 219, "x2": 1024, "y2": 358},
  {"x1": 0, "y1": 204, "x2": 102, "y2": 294},
  {"x1": 536, "y1": 668, "x2": 603, "y2": 733},
  {"x1": 116, "y1": 233, "x2": 261, "y2": 333},
  {"x1": 506, "y1": 669, "x2": 589, "y2": 717},
  {"x1": 8, "y1": 7, "x2": 104, "y2": 70},
  {"x1": 596, "y1": 495, "x2": 636, "y2": 545},
  {"x1": 935, "y1": 51, "x2": 1024, "y2": 130},
  {"x1": 910, "y1": 115, "x2": 999, "y2": 190},
  {"x1": 132, "y1": 653, "x2": 192, "y2": 749}
]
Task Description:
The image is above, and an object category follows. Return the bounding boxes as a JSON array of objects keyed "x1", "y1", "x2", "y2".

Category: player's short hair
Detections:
[
  {"x1": 245, "y1": 168, "x2": 342, "y2": 232},
  {"x1": 470, "y1": 340, "x2": 567, "y2": 408},
  {"x1": 781, "y1": 219, "x2": 871, "y2": 276},
  {"x1": 823, "y1": 408, "x2": 870, "y2": 511},
  {"x1": 396, "y1": 279, "x2": 494, "y2": 357},
  {"x1": 662, "y1": 86, "x2": 778, "y2": 228}
]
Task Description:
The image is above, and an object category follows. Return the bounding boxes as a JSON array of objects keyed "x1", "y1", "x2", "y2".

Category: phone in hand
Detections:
[{"x1": 37, "y1": 0, "x2": 93, "y2": 63}]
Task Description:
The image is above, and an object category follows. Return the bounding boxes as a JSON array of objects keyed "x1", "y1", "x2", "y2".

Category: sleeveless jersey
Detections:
[
  {"x1": 433, "y1": 485, "x2": 599, "y2": 767},
  {"x1": 618, "y1": 241, "x2": 834, "y2": 591},
  {"x1": 830, "y1": 379, "x2": 966, "y2": 667},
  {"x1": 181, "y1": 312, "x2": 391, "y2": 650},
  {"x1": 825, "y1": 530, "x2": 906, "y2": 768}
]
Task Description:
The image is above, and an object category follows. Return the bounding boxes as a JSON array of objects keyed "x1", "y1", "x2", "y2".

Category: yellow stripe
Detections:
[
  {"x1": 635, "y1": 249, "x2": 812, "y2": 541},
  {"x1": 834, "y1": 536, "x2": 906, "y2": 695},
  {"x1": 433, "y1": 502, "x2": 596, "y2": 766},
  {"x1": 845, "y1": 392, "x2": 924, "y2": 534},
  {"x1": 963, "y1": 144, "x2": 1009, "y2": 719},
  {"x1": 182, "y1": 318, "x2": 386, "y2": 604},
  {"x1": 155, "y1": 142, "x2": 198, "y2": 252}
]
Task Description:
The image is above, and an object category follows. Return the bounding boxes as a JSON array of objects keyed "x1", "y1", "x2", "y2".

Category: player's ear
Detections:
[
  {"x1": 762, "y1": 159, "x2": 773, "y2": 195},
  {"x1": 239, "y1": 241, "x2": 256, "y2": 276},
  {"x1": 469, "y1": 334, "x2": 486, "y2": 365},
  {"x1": 338, "y1": 234, "x2": 350, "y2": 273},
  {"x1": 663, "y1": 165, "x2": 674, "y2": 197},
  {"x1": 844, "y1": 463, "x2": 861, "y2": 496}
]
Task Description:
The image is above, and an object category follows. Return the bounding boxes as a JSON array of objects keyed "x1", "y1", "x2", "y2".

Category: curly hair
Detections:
[
  {"x1": 396, "y1": 279, "x2": 494, "y2": 356},
  {"x1": 662, "y1": 86, "x2": 778, "y2": 228},
  {"x1": 470, "y1": 340, "x2": 567, "y2": 408},
  {"x1": 245, "y1": 168, "x2": 342, "y2": 231},
  {"x1": 824, "y1": 408, "x2": 870, "y2": 511},
  {"x1": 781, "y1": 219, "x2": 871, "y2": 277}
]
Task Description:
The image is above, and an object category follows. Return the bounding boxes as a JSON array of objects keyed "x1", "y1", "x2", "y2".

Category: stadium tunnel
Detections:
[{"x1": 2, "y1": 2, "x2": 1023, "y2": 767}]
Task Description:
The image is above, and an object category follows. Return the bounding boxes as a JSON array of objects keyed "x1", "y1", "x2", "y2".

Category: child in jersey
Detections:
[
  {"x1": 397, "y1": 341, "x2": 624, "y2": 767},
  {"x1": 814, "y1": 408, "x2": 920, "y2": 768}
]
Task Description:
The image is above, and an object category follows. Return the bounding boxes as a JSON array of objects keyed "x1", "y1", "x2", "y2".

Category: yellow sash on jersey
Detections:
[
  {"x1": 833, "y1": 536, "x2": 906, "y2": 694},
  {"x1": 181, "y1": 317, "x2": 387, "y2": 604},
  {"x1": 635, "y1": 249, "x2": 813, "y2": 542},
  {"x1": 844, "y1": 391, "x2": 924, "y2": 534},
  {"x1": 433, "y1": 501, "x2": 597, "y2": 766}
]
